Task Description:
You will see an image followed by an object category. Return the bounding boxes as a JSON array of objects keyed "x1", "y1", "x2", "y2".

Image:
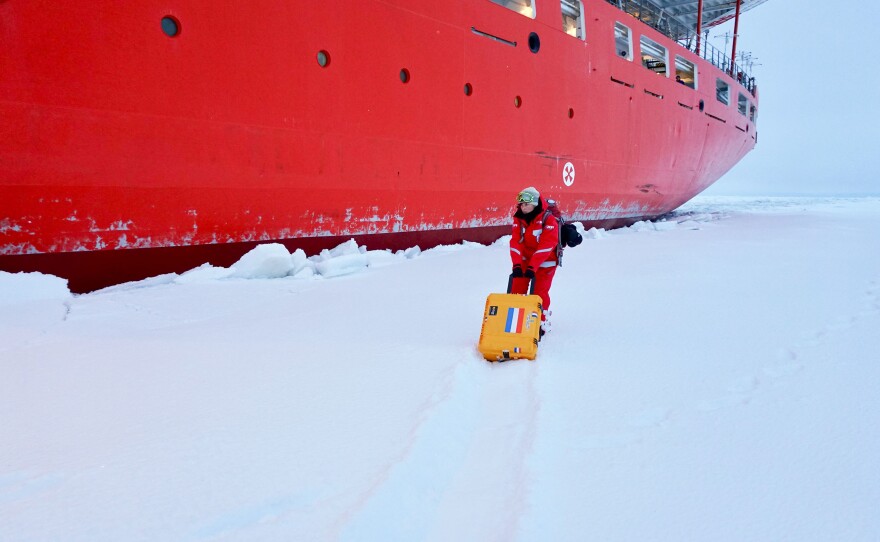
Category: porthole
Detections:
[
  {"x1": 161, "y1": 16, "x2": 180, "y2": 38},
  {"x1": 514, "y1": 95, "x2": 523, "y2": 108},
  {"x1": 528, "y1": 32, "x2": 541, "y2": 53},
  {"x1": 316, "y1": 50, "x2": 331, "y2": 68},
  {"x1": 464, "y1": 83, "x2": 473, "y2": 96},
  {"x1": 400, "y1": 68, "x2": 411, "y2": 84}
]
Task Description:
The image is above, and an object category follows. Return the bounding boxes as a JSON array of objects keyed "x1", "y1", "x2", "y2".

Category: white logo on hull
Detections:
[{"x1": 563, "y1": 162, "x2": 575, "y2": 187}]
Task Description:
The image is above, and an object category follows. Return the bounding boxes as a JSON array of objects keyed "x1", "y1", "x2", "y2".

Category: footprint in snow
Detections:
[
  {"x1": 860, "y1": 279, "x2": 880, "y2": 312},
  {"x1": 726, "y1": 375, "x2": 759, "y2": 394},
  {"x1": 776, "y1": 348, "x2": 798, "y2": 362}
]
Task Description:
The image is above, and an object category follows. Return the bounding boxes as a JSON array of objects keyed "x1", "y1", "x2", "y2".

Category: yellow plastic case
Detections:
[{"x1": 478, "y1": 293, "x2": 542, "y2": 362}]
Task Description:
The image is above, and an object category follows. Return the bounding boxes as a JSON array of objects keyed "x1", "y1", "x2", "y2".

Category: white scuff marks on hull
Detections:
[
  {"x1": 0, "y1": 219, "x2": 24, "y2": 234},
  {"x1": 235, "y1": 233, "x2": 258, "y2": 243},
  {"x1": 3, "y1": 213, "x2": 41, "y2": 255},
  {"x1": 108, "y1": 221, "x2": 132, "y2": 231},
  {"x1": 87, "y1": 218, "x2": 135, "y2": 233},
  {"x1": 391, "y1": 207, "x2": 407, "y2": 233},
  {"x1": 176, "y1": 233, "x2": 197, "y2": 246},
  {"x1": 455, "y1": 216, "x2": 509, "y2": 229},
  {"x1": 0, "y1": 243, "x2": 40, "y2": 256},
  {"x1": 352, "y1": 206, "x2": 392, "y2": 234},
  {"x1": 248, "y1": 208, "x2": 512, "y2": 241},
  {"x1": 1, "y1": 200, "x2": 668, "y2": 257},
  {"x1": 273, "y1": 229, "x2": 293, "y2": 242},
  {"x1": 346, "y1": 208, "x2": 408, "y2": 235},
  {"x1": 187, "y1": 209, "x2": 199, "y2": 233},
  {"x1": 36, "y1": 197, "x2": 74, "y2": 205},
  {"x1": 130, "y1": 237, "x2": 155, "y2": 249},
  {"x1": 570, "y1": 198, "x2": 654, "y2": 221}
]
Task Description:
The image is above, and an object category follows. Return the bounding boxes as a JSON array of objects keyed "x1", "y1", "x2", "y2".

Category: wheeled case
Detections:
[{"x1": 477, "y1": 276, "x2": 542, "y2": 362}]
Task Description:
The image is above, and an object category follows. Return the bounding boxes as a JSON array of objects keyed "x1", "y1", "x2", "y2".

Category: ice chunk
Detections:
[
  {"x1": 0, "y1": 271, "x2": 71, "y2": 306},
  {"x1": 314, "y1": 253, "x2": 369, "y2": 278},
  {"x1": 231, "y1": 243, "x2": 293, "y2": 279}
]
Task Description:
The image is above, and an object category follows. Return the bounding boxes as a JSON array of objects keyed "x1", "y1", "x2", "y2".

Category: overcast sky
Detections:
[{"x1": 703, "y1": 2, "x2": 880, "y2": 196}]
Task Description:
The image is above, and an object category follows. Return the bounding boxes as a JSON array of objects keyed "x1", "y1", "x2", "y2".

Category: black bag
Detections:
[{"x1": 561, "y1": 222, "x2": 583, "y2": 248}]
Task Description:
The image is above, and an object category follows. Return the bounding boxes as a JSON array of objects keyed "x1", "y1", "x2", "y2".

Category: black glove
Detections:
[
  {"x1": 524, "y1": 267, "x2": 535, "y2": 279},
  {"x1": 510, "y1": 265, "x2": 524, "y2": 278}
]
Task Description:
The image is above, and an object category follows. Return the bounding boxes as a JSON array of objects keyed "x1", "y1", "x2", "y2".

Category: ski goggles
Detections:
[{"x1": 516, "y1": 192, "x2": 538, "y2": 205}]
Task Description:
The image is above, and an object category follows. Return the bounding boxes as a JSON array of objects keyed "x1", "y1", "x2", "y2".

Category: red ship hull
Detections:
[{"x1": 1, "y1": 0, "x2": 758, "y2": 292}]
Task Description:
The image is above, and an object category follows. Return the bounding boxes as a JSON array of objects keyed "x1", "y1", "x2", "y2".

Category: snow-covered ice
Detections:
[{"x1": 2, "y1": 196, "x2": 880, "y2": 541}]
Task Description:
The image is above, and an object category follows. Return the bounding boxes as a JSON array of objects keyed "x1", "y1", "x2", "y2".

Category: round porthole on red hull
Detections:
[
  {"x1": 161, "y1": 16, "x2": 180, "y2": 37},
  {"x1": 317, "y1": 50, "x2": 331, "y2": 68},
  {"x1": 528, "y1": 32, "x2": 540, "y2": 53}
]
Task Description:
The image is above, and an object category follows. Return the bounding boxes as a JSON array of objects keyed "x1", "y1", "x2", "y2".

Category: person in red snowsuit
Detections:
[{"x1": 509, "y1": 187, "x2": 558, "y2": 330}]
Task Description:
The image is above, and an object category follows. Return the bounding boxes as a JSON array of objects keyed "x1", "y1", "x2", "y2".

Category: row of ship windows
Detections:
[
  {"x1": 490, "y1": 0, "x2": 587, "y2": 38},
  {"x1": 614, "y1": 22, "x2": 757, "y2": 123},
  {"x1": 489, "y1": 0, "x2": 758, "y2": 123}
]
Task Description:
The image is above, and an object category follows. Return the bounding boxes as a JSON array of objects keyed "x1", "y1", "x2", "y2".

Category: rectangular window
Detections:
[
  {"x1": 489, "y1": 0, "x2": 535, "y2": 18},
  {"x1": 614, "y1": 22, "x2": 632, "y2": 60},
  {"x1": 562, "y1": 0, "x2": 585, "y2": 40},
  {"x1": 640, "y1": 35, "x2": 668, "y2": 77},
  {"x1": 674, "y1": 55, "x2": 696, "y2": 89},
  {"x1": 716, "y1": 78, "x2": 730, "y2": 105},
  {"x1": 749, "y1": 104, "x2": 758, "y2": 123},
  {"x1": 738, "y1": 93, "x2": 748, "y2": 116}
]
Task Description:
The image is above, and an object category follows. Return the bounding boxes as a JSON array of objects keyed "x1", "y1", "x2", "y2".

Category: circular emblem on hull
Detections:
[{"x1": 563, "y1": 162, "x2": 575, "y2": 187}]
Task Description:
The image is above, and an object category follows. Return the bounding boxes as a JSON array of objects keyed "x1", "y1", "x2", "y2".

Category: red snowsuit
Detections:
[{"x1": 509, "y1": 199, "x2": 559, "y2": 319}]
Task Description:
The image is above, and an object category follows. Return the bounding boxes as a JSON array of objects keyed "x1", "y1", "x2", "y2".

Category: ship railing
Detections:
[{"x1": 605, "y1": 0, "x2": 756, "y2": 96}]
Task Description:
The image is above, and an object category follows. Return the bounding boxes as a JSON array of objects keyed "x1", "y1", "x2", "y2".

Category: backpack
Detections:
[{"x1": 523, "y1": 198, "x2": 583, "y2": 267}]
